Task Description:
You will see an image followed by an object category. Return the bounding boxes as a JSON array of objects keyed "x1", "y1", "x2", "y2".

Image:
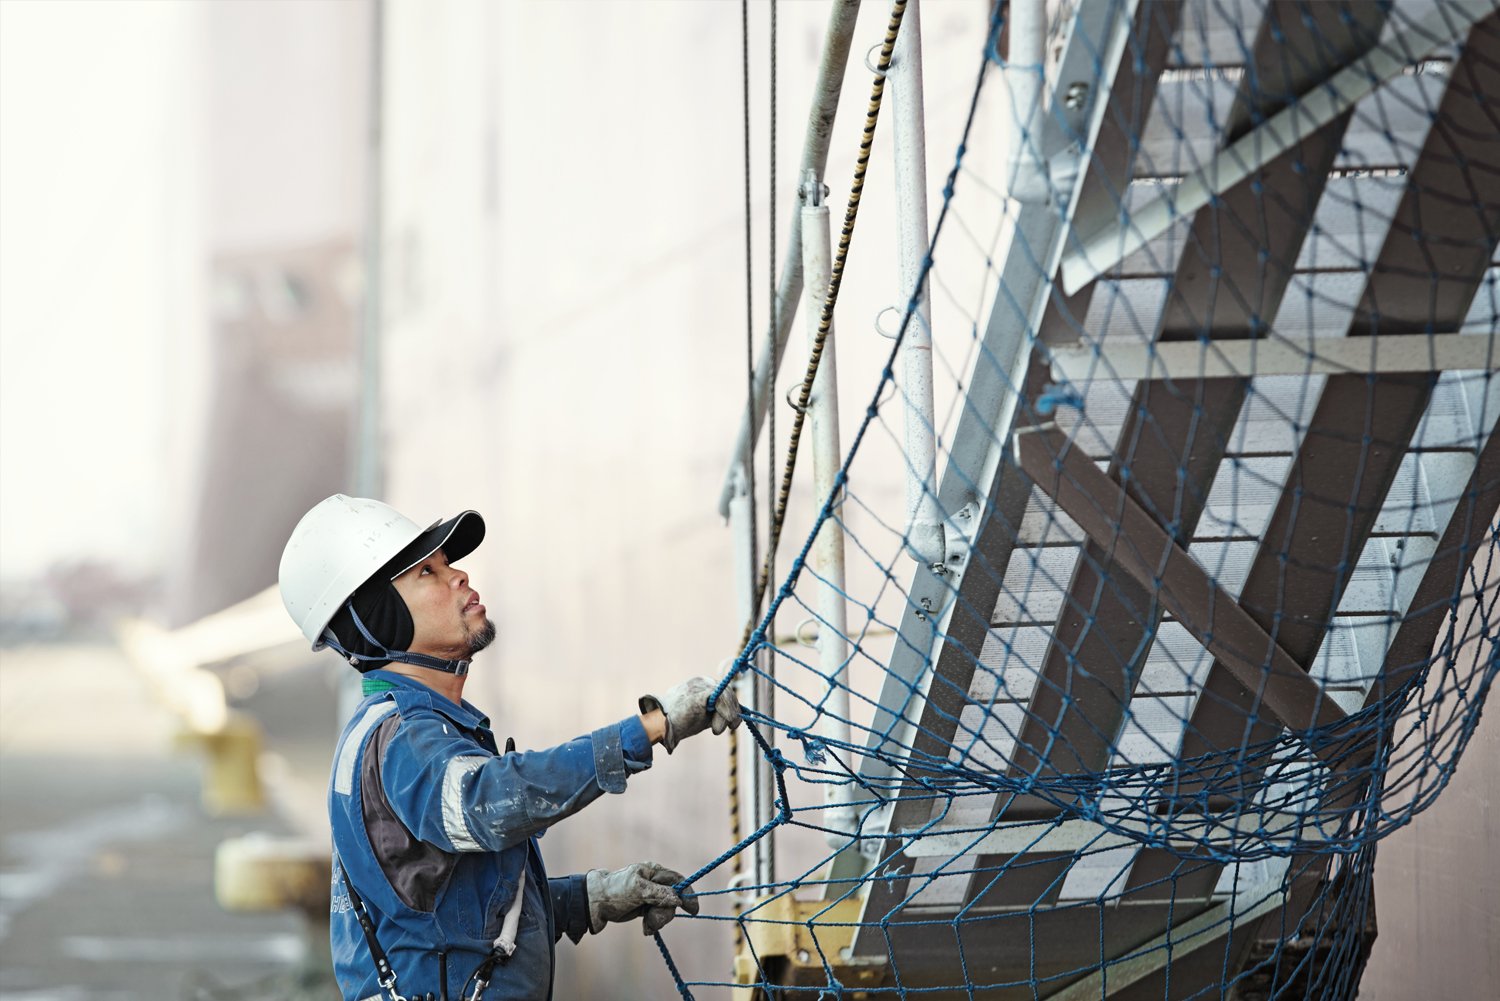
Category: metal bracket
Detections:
[{"x1": 731, "y1": 895, "x2": 889, "y2": 998}]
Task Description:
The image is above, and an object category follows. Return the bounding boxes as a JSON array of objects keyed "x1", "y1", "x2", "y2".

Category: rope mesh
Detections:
[{"x1": 661, "y1": 2, "x2": 1500, "y2": 997}]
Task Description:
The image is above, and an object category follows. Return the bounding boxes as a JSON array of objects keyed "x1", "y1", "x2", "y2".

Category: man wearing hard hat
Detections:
[{"x1": 280, "y1": 494, "x2": 740, "y2": 1001}]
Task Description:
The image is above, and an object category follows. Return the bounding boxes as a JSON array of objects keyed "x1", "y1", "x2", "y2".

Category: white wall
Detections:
[
  {"x1": 1361, "y1": 625, "x2": 1499, "y2": 999},
  {"x1": 378, "y1": 1, "x2": 996, "y2": 995}
]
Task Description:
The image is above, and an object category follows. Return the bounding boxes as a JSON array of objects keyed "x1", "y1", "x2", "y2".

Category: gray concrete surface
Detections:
[{"x1": 0, "y1": 642, "x2": 317, "y2": 1000}]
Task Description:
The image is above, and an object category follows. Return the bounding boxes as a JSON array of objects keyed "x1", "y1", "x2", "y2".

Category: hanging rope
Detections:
[
  {"x1": 735, "y1": 0, "x2": 908, "y2": 659},
  {"x1": 761, "y1": 0, "x2": 780, "y2": 893},
  {"x1": 710, "y1": 0, "x2": 907, "y2": 984},
  {"x1": 721, "y1": 0, "x2": 907, "y2": 868},
  {"x1": 727, "y1": 0, "x2": 757, "y2": 951}
]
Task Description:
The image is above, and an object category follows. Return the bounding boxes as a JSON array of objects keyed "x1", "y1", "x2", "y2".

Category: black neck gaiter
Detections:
[{"x1": 327, "y1": 580, "x2": 415, "y2": 671}]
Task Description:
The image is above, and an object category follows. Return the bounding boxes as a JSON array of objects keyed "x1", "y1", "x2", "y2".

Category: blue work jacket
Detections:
[{"x1": 327, "y1": 670, "x2": 653, "y2": 1000}]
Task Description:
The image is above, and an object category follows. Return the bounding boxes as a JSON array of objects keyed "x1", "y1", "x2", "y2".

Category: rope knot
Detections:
[
  {"x1": 1035, "y1": 383, "x2": 1085, "y2": 417},
  {"x1": 801, "y1": 735, "x2": 829, "y2": 766}
]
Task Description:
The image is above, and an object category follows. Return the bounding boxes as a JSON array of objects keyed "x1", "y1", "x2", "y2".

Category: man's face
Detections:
[{"x1": 391, "y1": 548, "x2": 497, "y2": 660}]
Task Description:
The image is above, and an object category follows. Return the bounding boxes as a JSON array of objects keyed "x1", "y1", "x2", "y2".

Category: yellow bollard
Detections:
[{"x1": 175, "y1": 710, "x2": 266, "y2": 816}]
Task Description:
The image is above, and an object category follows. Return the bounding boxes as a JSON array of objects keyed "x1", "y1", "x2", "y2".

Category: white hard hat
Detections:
[{"x1": 278, "y1": 494, "x2": 485, "y2": 649}]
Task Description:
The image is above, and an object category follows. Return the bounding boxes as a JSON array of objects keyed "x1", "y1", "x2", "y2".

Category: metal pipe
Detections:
[
  {"x1": 343, "y1": 0, "x2": 386, "y2": 727},
  {"x1": 799, "y1": 170, "x2": 856, "y2": 845},
  {"x1": 1006, "y1": 0, "x2": 1051, "y2": 203},
  {"x1": 888, "y1": 0, "x2": 946, "y2": 569},
  {"x1": 717, "y1": 0, "x2": 863, "y2": 518},
  {"x1": 355, "y1": 0, "x2": 384, "y2": 502}
]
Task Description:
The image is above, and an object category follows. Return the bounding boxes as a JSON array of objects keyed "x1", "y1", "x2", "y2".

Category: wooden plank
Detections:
[{"x1": 859, "y1": 899, "x2": 1214, "y2": 1001}]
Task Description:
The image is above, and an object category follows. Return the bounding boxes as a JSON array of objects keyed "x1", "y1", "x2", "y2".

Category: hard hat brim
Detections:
[{"x1": 379, "y1": 510, "x2": 486, "y2": 581}]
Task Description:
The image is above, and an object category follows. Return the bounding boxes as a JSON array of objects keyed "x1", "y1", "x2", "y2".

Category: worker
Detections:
[{"x1": 278, "y1": 494, "x2": 741, "y2": 1001}]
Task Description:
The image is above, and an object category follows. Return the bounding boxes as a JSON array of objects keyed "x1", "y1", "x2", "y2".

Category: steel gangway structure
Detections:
[{"x1": 656, "y1": 1, "x2": 1500, "y2": 998}]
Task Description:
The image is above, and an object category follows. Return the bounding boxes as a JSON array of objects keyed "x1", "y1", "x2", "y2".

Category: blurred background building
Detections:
[{"x1": 0, "y1": 2, "x2": 1494, "y2": 999}]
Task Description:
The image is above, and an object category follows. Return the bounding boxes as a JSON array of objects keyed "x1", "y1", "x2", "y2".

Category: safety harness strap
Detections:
[{"x1": 337, "y1": 856, "x2": 408, "y2": 1001}]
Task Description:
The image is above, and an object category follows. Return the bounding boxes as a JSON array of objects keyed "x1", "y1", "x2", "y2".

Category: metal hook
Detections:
[
  {"x1": 795, "y1": 618, "x2": 820, "y2": 648},
  {"x1": 865, "y1": 43, "x2": 890, "y2": 78},
  {"x1": 786, "y1": 383, "x2": 809, "y2": 414},
  {"x1": 726, "y1": 869, "x2": 759, "y2": 908},
  {"x1": 874, "y1": 305, "x2": 903, "y2": 340}
]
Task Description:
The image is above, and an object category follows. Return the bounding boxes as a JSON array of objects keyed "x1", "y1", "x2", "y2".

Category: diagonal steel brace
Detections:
[{"x1": 1016, "y1": 425, "x2": 1348, "y2": 736}]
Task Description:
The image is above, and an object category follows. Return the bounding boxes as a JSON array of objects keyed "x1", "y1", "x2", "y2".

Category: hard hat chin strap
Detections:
[{"x1": 326, "y1": 600, "x2": 472, "y2": 677}]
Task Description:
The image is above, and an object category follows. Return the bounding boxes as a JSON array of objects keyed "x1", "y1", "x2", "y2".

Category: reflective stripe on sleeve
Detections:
[
  {"x1": 334, "y1": 702, "x2": 397, "y2": 796},
  {"x1": 441, "y1": 754, "x2": 488, "y2": 851}
]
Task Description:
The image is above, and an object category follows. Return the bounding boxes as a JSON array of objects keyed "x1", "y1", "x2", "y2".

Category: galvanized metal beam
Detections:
[
  {"x1": 1048, "y1": 331, "x2": 1496, "y2": 383},
  {"x1": 890, "y1": 0, "x2": 947, "y2": 568},
  {"x1": 1038, "y1": 875, "x2": 1287, "y2": 1001},
  {"x1": 901, "y1": 806, "x2": 1338, "y2": 858},
  {"x1": 856, "y1": 0, "x2": 1155, "y2": 808}
]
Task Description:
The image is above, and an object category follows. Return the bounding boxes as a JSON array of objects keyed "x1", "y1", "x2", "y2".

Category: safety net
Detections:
[{"x1": 655, "y1": 1, "x2": 1500, "y2": 998}]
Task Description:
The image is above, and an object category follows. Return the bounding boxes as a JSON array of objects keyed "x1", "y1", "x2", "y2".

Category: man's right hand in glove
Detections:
[
  {"x1": 638, "y1": 676, "x2": 742, "y2": 753},
  {"x1": 586, "y1": 862, "x2": 699, "y2": 935}
]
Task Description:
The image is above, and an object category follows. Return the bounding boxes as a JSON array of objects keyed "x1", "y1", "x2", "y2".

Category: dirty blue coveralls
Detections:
[{"x1": 328, "y1": 669, "x2": 654, "y2": 1000}]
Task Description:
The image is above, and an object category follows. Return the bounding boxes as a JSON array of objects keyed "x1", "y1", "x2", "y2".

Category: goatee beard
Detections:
[{"x1": 466, "y1": 617, "x2": 497, "y2": 657}]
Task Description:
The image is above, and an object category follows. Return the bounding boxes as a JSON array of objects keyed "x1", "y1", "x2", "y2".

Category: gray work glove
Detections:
[
  {"x1": 638, "y1": 676, "x2": 742, "y2": 754},
  {"x1": 585, "y1": 862, "x2": 700, "y2": 935}
]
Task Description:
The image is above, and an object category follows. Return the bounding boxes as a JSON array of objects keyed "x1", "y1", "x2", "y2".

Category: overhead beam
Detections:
[
  {"x1": 1049, "y1": 331, "x2": 1496, "y2": 384},
  {"x1": 1058, "y1": 0, "x2": 1497, "y2": 295},
  {"x1": 901, "y1": 807, "x2": 1340, "y2": 858}
]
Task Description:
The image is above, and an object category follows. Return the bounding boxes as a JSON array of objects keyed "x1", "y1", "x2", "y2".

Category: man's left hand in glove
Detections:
[
  {"x1": 638, "y1": 676, "x2": 742, "y2": 753},
  {"x1": 586, "y1": 862, "x2": 700, "y2": 935}
]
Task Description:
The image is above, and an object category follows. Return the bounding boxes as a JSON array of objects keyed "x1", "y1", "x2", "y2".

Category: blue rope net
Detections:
[{"x1": 659, "y1": 2, "x2": 1500, "y2": 998}]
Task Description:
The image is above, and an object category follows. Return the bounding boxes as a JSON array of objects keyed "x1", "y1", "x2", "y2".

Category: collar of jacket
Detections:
[{"x1": 360, "y1": 668, "x2": 492, "y2": 732}]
